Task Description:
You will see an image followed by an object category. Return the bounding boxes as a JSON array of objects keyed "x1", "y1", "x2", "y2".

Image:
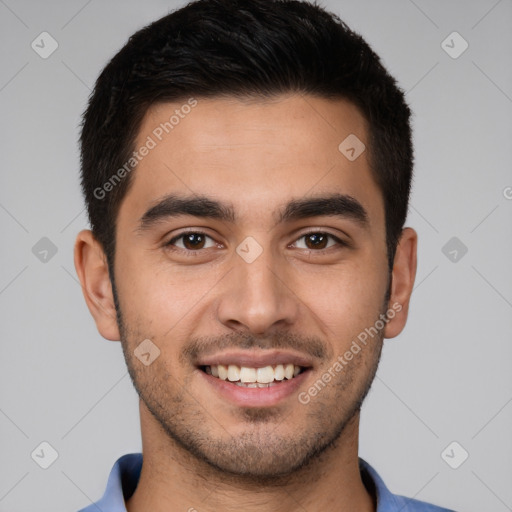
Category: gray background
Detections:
[{"x1": 1, "y1": 0, "x2": 511, "y2": 511}]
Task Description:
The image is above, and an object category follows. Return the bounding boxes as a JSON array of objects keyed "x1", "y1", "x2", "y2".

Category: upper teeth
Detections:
[{"x1": 205, "y1": 364, "x2": 302, "y2": 383}]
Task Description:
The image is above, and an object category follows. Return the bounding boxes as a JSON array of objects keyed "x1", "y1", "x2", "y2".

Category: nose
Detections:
[{"x1": 216, "y1": 243, "x2": 300, "y2": 335}]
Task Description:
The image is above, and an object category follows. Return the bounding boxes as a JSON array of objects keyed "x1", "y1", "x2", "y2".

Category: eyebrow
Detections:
[{"x1": 136, "y1": 192, "x2": 369, "y2": 232}]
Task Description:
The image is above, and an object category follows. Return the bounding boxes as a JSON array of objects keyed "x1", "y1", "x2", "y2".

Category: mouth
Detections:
[
  {"x1": 195, "y1": 351, "x2": 314, "y2": 407},
  {"x1": 200, "y1": 363, "x2": 307, "y2": 388}
]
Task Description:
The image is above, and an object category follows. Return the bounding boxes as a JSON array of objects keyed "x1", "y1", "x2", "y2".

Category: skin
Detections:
[{"x1": 74, "y1": 94, "x2": 417, "y2": 512}]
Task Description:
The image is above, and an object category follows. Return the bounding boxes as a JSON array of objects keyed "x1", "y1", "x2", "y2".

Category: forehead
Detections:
[{"x1": 118, "y1": 94, "x2": 383, "y2": 228}]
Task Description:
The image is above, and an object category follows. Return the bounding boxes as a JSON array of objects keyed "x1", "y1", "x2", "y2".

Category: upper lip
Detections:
[{"x1": 196, "y1": 350, "x2": 315, "y2": 369}]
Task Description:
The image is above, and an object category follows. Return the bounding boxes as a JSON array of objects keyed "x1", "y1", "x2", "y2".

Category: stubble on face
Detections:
[
  {"x1": 114, "y1": 288, "x2": 386, "y2": 484},
  {"x1": 108, "y1": 94, "x2": 391, "y2": 486}
]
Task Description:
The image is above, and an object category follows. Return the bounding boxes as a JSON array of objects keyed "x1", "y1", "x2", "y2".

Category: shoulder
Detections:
[
  {"x1": 77, "y1": 453, "x2": 143, "y2": 512},
  {"x1": 359, "y1": 458, "x2": 456, "y2": 512},
  {"x1": 390, "y1": 495, "x2": 456, "y2": 511}
]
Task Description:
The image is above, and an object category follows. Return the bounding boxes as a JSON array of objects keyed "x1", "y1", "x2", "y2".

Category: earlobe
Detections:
[
  {"x1": 74, "y1": 229, "x2": 121, "y2": 341},
  {"x1": 383, "y1": 227, "x2": 418, "y2": 339}
]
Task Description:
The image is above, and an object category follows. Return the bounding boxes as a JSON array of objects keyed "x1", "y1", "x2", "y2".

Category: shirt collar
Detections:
[
  {"x1": 80, "y1": 453, "x2": 439, "y2": 512},
  {"x1": 83, "y1": 453, "x2": 142, "y2": 512}
]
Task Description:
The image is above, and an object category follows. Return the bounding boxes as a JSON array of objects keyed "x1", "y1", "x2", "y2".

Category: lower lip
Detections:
[{"x1": 198, "y1": 369, "x2": 310, "y2": 407}]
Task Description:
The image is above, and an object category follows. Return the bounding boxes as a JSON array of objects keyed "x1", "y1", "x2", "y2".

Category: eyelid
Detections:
[
  {"x1": 289, "y1": 230, "x2": 348, "y2": 249},
  {"x1": 165, "y1": 228, "x2": 349, "y2": 253},
  {"x1": 166, "y1": 229, "x2": 220, "y2": 248}
]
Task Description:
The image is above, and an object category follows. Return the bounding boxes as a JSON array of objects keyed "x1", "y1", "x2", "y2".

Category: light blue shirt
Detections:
[{"x1": 78, "y1": 453, "x2": 455, "y2": 511}]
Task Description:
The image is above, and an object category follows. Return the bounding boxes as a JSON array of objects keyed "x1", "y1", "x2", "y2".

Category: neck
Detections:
[{"x1": 126, "y1": 402, "x2": 375, "y2": 512}]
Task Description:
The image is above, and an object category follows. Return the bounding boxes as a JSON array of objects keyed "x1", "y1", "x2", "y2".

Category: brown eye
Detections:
[
  {"x1": 304, "y1": 233, "x2": 329, "y2": 249},
  {"x1": 167, "y1": 232, "x2": 216, "y2": 251},
  {"x1": 182, "y1": 233, "x2": 205, "y2": 250},
  {"x1": 293, "y1": 232, "x2": 343, "y2": 251}
]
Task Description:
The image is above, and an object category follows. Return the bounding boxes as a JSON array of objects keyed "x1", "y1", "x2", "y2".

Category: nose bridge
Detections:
[{"x1": 216, "y1": 237, "x2": 298, "y2": 334}]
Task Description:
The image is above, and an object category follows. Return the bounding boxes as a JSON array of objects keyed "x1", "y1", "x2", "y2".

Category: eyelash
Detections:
[{"x1": 165, "y1": 230, "x2": 347, "y2": 257}]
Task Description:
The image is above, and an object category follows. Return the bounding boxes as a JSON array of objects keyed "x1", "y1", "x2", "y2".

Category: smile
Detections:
[{"x1": 201, "y1": 364, "x2": 305, "y2": 387}]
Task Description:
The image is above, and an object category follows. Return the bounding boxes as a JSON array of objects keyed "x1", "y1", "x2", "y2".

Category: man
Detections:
[{"x1": 74, "y1": 0, "x2": 455, "y2": 510}]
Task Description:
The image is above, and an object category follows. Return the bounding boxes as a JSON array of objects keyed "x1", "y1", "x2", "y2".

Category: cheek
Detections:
[
  {"x1": 114, "y1": 252, "x2": 220, "y2": 335},
  {"x1": 297, "y1": 258, "x2": 387, "y2": 342}
]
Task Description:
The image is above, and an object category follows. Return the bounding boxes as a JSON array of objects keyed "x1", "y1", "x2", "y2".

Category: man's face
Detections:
[{"x1": 106, "y1": 95, "x2": 395, "y2": 477}]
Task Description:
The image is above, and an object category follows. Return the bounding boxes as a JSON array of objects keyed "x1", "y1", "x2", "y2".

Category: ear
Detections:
[
  {"x1": 74, "y1": 229, "x2": 121, "y2": 341},
  {"x1": 383, "y1": 227, "x2": 418, "y2": 339}
]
